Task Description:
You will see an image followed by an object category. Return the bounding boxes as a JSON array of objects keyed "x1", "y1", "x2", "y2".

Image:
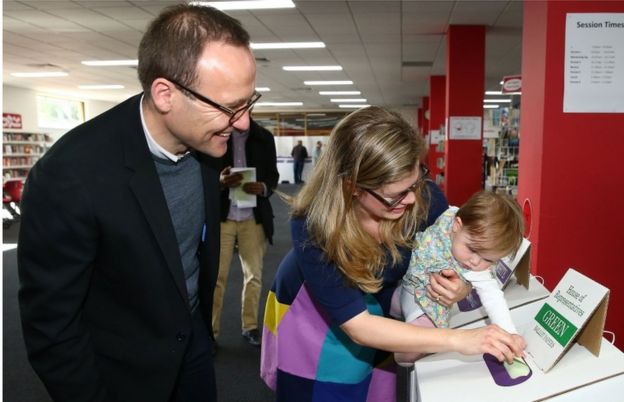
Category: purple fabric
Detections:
[
  {"x1": 260, "y1": 326, "x2": 278, "y2": 390},
  {"x1": 366, "y1": 364, "x2": 396, "y2": 402},
  {"x1": 483, "y1": 354, "x2": 532, "y2": 386},
  {"x1": 278, "y1": 285, "x2": 331, "y2": 379}
]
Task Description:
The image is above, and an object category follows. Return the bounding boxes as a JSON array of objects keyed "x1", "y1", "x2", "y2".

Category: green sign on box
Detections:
[{"x1": 534, "y1": 303, "x2": 578, "y2": 347}]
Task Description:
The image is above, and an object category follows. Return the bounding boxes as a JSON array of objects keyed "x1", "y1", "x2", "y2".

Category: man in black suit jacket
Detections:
[
  {"x1": 212, "y1": 118, "x2": 279, "y2": 349},
  {"x1": 17, "y1": 5, "x2": 259, "y2": 402}
]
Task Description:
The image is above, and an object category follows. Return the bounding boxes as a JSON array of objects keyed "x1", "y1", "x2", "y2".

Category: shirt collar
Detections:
[{"x1": 140, "y1": 94, "x2": 190, "y2": 163}]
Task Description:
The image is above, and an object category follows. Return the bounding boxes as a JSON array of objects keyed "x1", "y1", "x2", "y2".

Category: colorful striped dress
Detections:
[{"x1": 260, "y1": 218, "x2": 409, "y2": 402}]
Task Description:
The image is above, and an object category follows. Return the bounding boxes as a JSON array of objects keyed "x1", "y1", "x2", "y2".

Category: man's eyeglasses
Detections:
[
  {"x1": 168, "y1": 78, "x2": 261, "y2": 127},
  {"x1": 363, "y1": 165, "x2": 430, "y2": 209}
]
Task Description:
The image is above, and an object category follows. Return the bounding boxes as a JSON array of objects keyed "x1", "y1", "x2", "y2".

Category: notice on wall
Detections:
[
  {"x1": 429, "y1": 129, "x2": 444, "y2": 145},
  {"x1": 524, "y1": 268, "x2": 609, "y2": 372},
  {"x1": 448, "y1": 116, "x2": 481, "y2": 140},
  {"x1": 564, "y1": 13, "x2": 624, "y2": 113}
]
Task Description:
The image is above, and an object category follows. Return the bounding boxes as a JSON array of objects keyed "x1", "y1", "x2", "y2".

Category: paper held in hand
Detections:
[
  {"x1": 525, "y1": 268, "x2": 610, "y2": 372},
  {"x1": 229, "y1": 167, "x2": 257, "y2": 208}
]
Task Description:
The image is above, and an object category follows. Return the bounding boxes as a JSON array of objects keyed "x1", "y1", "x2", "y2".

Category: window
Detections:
[{"x1": 36, "y1": 95, "x2": 85, "y2": 130}]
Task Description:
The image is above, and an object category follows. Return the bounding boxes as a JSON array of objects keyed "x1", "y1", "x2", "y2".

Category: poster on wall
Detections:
[
  {"x1": 563, "y1": 13, "x2": 624, "y2": 113},
  {"x1": 448, "y1": 116, "x2": 481, "y2": 140},
  {"x1": 3, "y1": 113, "x2": 22, "y2": 129}
]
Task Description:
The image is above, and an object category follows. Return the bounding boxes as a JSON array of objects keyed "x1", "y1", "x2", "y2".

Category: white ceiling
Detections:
[{"x1": 3, "y1": 0, "x2": 523, "y2": 110}]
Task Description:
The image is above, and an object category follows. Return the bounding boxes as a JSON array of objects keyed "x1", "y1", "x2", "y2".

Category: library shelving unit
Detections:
[
  {"x1": 3, "y1": 131, "x2": 52, "y2": 183},
  {"x1": 483, "y1": 104, "x2": 520, "y2": 197}
]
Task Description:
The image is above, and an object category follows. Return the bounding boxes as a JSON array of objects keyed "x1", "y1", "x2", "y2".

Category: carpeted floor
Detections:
[{"x1": 3, "y1": 183, "x2": 407, "y2": 402}]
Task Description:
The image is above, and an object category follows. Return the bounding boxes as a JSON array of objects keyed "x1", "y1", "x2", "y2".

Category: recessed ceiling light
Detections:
[
  {"x1": 191, "y1": 0, "x2": 295, "y2": 10},
  {"x1": 283, "y1": 66, "x2": 342, "y2": 71},
  {"x1": 78, "y1": 85, "x2": 125, "y2": 90},
  {"x1": 304, "y1": 80, "x2": 353, "y2": 85},
  {"x1": 11, "y1": 71, "x2": 68, "y2": 77},
  {"x1": 251, "y1": 42, "x2": 325, "y2": 49},
  {"x1": 255, "y1": 87, "x2": 271, "y2": 92},
  {"x1": 330, "y1": 98, "x2": 366, "y2": 103},
  {"x1": 256, "y1": 102, "x2": 303, "y2": 107},
  {"x1": 483, "y1": 99, "x2": 512, "y2": 103},
  {"x1": 81, "y1": 60, "x2": 138, "y2": 66},
  {"x1": 319, "y1": 91, "x2": 361, "y2": 95},
  {"x1": 483, "y1": 104, "x2": 500, "y2": 109},
  {"x1": 339, "y1": 104, "x2": 370, "y2": 109}
]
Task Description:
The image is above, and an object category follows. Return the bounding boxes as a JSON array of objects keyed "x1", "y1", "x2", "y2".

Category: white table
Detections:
[{"x1": 409, "y1": 300, "x2": 624, "y2": 402}]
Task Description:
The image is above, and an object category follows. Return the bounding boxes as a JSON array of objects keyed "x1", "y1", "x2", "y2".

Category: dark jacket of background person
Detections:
[
  {"x1": 17, "y1": 94, "x2": 221, "y2": 402},
  {"x1": 219, "y1": 119, "x2": 279, "y2": 244}
]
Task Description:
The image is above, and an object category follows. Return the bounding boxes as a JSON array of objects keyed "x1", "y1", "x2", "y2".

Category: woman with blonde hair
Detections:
[{"x1": 261, "y1": 106, "x2": 523, "y2": 402}]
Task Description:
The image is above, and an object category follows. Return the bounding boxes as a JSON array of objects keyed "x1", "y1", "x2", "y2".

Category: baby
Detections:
[{"x1": 395, "y1": 190, "x2": 526, "y2": 366}]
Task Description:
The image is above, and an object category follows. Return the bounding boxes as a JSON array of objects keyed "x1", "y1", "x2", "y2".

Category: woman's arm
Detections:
[{"x1": 341, "y1": 310, "x2": 523, "y2": 363}]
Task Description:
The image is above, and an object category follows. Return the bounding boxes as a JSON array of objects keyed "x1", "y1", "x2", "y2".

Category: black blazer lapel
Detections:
[{"x1": 123, "y1": 97, "x2": 190, "y2": 307}]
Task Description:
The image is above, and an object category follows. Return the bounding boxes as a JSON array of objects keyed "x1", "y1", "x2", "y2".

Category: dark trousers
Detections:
[
  {"x1": 170, "y1": 310, "x2": 216, "y2": 402},
  {"x1": 293, "y1": 160, "x2": 304, "y2": 184}
]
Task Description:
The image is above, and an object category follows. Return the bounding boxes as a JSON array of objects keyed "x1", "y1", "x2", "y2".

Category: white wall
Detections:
[{"x1": 2, "y1": 85, "x2": 118, "y2": 141}]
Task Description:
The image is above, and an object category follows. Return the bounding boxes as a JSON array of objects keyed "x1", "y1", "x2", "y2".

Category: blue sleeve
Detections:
[
  {"x1": 419, "y1": 180, "x2": 449, "y2": 231},
  {"x1": 290, "y1": 218, "x2": 367, "y2": 325}
]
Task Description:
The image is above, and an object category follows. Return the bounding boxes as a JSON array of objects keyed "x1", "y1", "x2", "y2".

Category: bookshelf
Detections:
[{"x1": 3, "y1": 131, "x2": 52, "y2": 182}]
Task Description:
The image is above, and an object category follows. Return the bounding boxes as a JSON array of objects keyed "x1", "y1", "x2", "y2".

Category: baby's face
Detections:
[{"x1": 450, "y1": 224, "x2": 505, "y2": 271}]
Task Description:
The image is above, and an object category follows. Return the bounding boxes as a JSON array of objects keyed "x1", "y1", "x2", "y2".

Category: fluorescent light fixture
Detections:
[
  {"x1": 483, "y1": 104, "x2": 500, "y2": 109},
  {"x1": 319, "y1": 91, "x2": 361, "y2": 95},
  {"x1": 486, "y1": 90, "x2": 521, "y2": 95},
  {"x1": 78, "y1": 84, "x2": 124, "y2": 90},
  {"x1": 304, "y1": 80, "x2": 353, "y2": 85},
  {"x1": 483, "y1": 99, "x2": 512, "y2": 103},
  {"x1": 11, "y1": 71, "x2": 68, "y2": 78},
  {"x1": 339, "y1": 104, "x2": 370, "y2": 109},
  {"x1": 255, "y1": 87, "x2": 271, "y2": 92},
  {"x1": 330, "y1": 98, "x2": 366, "y2": 103},
  {"x1": 256, "y1": 102, "x2": 303, "y2": 107},
  {"x1": 251, "y1": 42, "x2": 325, "y2": 49},
  {"x1": 191, "y1": 0, "x2": 295, "y2": 10},
  {"x1": 283, "y1": 65, "x2": 342, "y2": 71},
  {"x1": 81, "y1": 59, "x2": 138, "y2": 66}
]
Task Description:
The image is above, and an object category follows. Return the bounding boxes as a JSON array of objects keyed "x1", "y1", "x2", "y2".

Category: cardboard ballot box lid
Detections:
[
  {"x1": 525, "y1": 269, "x2": 610, "y2": 372},
  {"x1": 414, "y1": 300, "x2": 624, "y2": 402}
]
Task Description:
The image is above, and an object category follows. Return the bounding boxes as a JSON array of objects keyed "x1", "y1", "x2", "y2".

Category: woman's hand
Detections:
[
  {"x1": 427, "y1": 269, "x2": 471, "y2": 307},
  {"x1": 451, "y1": 325, "x2": 526, "y2": 363}
]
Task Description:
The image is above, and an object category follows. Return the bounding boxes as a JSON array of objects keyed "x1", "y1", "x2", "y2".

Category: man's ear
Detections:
[{"x1": 150, "y1": 78, "x2": 175, "y2": 113}]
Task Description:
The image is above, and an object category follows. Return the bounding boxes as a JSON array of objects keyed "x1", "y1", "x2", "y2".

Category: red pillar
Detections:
[
  {"x1": 519, "y1": 1, "x2": 624, "y2": 349},
  {"x1": 428, "y1": 76, "x2": 446, "y2": 182},
  {"x1": 417, "y1": 107, "x2": 425, "y2": 137},
  {"x1": 444, "y1": 25, "x2": 485, "y2": 205}
]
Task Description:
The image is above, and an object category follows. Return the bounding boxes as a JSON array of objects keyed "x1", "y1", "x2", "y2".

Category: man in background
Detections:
[
  {"x1": 17, "y1": 5, "x2": 258, "y2": 401},
  {"x1": 213, "y1": 118, "x2": 279, "y2": 350},
  {"x1": 291, "y1": 140, "x2": 308, "y2": 184},
  {"x1": 313, "y1": 140, "x2": 323, "y2": 167}
]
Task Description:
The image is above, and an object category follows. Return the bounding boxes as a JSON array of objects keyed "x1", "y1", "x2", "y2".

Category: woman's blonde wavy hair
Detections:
[{"x1": 291, "y1": 106, "x2": 428, "y2": 293}]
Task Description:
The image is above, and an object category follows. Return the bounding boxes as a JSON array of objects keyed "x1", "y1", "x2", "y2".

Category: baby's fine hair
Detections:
[{"x1": 456, "y1": 191, "x2": 524, "y2": 258}]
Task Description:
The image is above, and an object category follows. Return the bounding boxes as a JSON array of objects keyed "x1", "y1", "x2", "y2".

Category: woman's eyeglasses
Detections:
[
  {"x1": 363, "y1": 165, "x2": 430, "y2": 209},
  {"x1": 167, "y1": 78, "x2": 261, "y2": 127}
]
